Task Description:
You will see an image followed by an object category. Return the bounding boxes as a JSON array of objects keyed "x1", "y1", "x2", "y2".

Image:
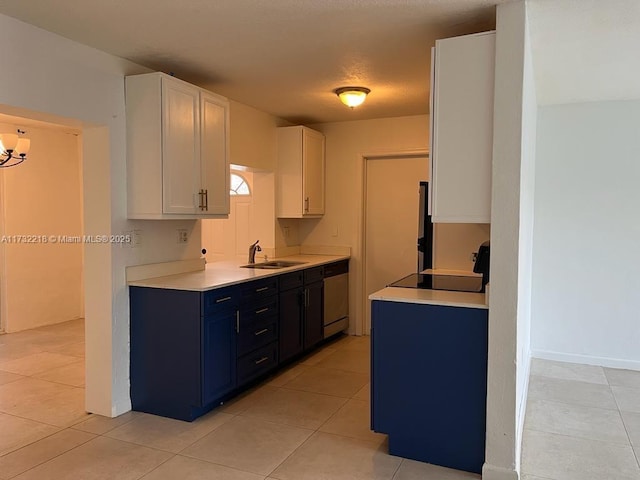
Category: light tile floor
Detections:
[
  {"x1": 4, "y1": 322, "x2": 638, "y2": 479},
  {"x1": 0, "y1": 324, "x2": 478, "y2": 480},
  {"x1": 521, "y1": 358, "x2": 640, "y2": 480}
]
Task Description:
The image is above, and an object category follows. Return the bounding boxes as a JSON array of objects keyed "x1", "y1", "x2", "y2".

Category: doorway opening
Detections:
[
  {"x1": 202, "y1": 169, "x2": 254, "y2": 263},
  {"x1": 362, "y1": 153, "x2": 429, "y2": 334},
  {"x1": 0, "y1": 114, "x2": 91, "y2": 434}
]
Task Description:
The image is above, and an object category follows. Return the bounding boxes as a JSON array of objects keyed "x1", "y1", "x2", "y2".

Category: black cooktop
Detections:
[{"x1": 388, "y1": 273, "x2": 483, "y2": 293}]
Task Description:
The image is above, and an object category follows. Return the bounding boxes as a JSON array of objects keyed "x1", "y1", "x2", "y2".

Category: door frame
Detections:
[
  {"x1": 0, "y1": 172, "x2": 6, "y2": 333},
  {"x1": 356, "y1": 148, "x2": 429, "y2": 336}
]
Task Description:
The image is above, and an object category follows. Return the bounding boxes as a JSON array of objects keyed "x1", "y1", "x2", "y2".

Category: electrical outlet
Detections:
[
  {"x1": 283, "y1": 226, "x2": 290, "y2": 238},
  {"x1": 177, "y1": 229, "x2": 188, "y2": 244},
  {"x1": 471, "y1": 252, "x2": 478, "y2": 262}
]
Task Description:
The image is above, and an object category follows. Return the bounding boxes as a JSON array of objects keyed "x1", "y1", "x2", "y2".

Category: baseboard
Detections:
[
  {"x1": 532, "y1": 349, "x2": 640, "y2": 371},
  {"x1": 482, "y1": 463, "x2": 519, "y2": 480}
]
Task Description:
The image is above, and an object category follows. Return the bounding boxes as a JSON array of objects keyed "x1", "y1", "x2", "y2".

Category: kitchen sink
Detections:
[{"x1": 240, "y1": 260, "x2": 307, "y2": 269}]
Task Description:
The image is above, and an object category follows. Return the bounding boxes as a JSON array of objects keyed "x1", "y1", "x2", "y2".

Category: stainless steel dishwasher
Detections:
[{"x1": 323, "y1": 260, "x2": 349, "y2": 338}]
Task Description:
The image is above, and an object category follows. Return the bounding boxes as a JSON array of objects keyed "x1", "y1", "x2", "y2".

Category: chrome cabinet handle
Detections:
[
  {"x1": 204, "y1": 189, "x2": 208, "y2": 211},
  {"x1": 256, "y1": 287, "x2": 269, "y2": 293},
  {"x1": 254, "y1": 328, "x2": 268, "y2": 336},
  {"x1": 235, "y1": 310, "x2": 240, "y2": 333},
  {"x1": 304, "y1": 197, "x2": 309, "y2": 212},
  {"x1": 255, "y1": 356, "x2": 269, "y2": 365},
  {"x1": 216, "y1": 296, "x2": 232, "y2": 303},
  {"x1": 255, "y1": 307, "x2": 269, "y2": 314}
]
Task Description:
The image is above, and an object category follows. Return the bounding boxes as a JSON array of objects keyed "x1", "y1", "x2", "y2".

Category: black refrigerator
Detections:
[{"x1": 417, "y1": 181, "x2": 434, "y2": 272}]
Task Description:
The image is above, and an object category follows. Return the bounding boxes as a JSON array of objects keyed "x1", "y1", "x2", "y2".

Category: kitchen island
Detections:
[
  {"x1": 369, "y1": 286, "x2": 488, "y2": 474},
  {"x1": 128, "y1": 253, "x2": 349, "y2": 421}
]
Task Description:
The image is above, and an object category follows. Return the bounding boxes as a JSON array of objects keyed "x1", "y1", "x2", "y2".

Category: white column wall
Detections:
[{"x1": 483, "y1": 2, "x2": 536, "y2": 478}]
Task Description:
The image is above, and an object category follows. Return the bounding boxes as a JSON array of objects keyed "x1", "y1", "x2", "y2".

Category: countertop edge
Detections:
[
  {"x1": 369, "y1": 287, "x2": 488, "y2": 310},
  {"x1": 128, "y1": 254, "x2": 350, "y2": 292}
]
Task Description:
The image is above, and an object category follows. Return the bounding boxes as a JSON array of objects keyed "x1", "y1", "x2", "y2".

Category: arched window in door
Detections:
[{"x1": 230, "y1": 172, "x2": 251, "y2": 196}]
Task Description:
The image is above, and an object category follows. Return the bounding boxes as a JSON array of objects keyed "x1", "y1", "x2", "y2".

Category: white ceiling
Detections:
[
  {"x1": 528, "y1": 0, "x2": 640, "y2": 105},
  {"x1": 0, "y1": 0, "x2": 503, "y2": 124}
]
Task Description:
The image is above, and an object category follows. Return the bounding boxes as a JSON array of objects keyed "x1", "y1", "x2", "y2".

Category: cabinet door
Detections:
[
  {"x1": 279, "y1": 287, "x2": 304, "y2": 363},
  {"x1": 162, "y1": 78, "x2": 200, "y2": 214},
  {"x1": 430, "y1": 32, "x2": 495, "y2": 223},
  {"x1": 202, "y1": 310, "x2": 237, "y2": 405},
  {"x1": 304, "y1": 281, "x2": 324, "y2": 349},
  {"x1": 200, "y1": 92, "x2": 230, "y2": 215},
  {"x1": 302, "y1": 129, "x2": 325, "y2": 216}
]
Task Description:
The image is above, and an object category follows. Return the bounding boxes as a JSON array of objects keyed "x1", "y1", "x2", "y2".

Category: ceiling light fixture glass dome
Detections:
[{"x1": 334, "y1": 86, "x2": 371, "y2": 108}]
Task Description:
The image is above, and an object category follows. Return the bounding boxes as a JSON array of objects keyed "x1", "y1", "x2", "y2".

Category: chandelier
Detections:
[{"x1": 0, "y1": 130, "x2": 31, "y2": 168}]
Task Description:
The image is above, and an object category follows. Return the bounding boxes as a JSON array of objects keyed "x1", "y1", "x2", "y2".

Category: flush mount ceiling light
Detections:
[
  {"x1": 0, "y1": 129, "x2": 31, "y2": 168},
  {"x1": 335, "y1": 86, "x2": 371, "y2": 108}
]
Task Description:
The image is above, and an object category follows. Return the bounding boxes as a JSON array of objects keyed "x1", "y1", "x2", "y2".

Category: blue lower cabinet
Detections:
[
  {"x1": 130, "y1": 286, "x2": 223, "y2": 421},
  {"x1": 202, "y1": 311, "x2": 237, "y2": 406},
  {"x1": 371, "y1": 300, "x2": 488, "y2": 474},
  {"x1": 130, "y1": 280, "x2": 280, "y2": 422},
  {"x1": 130, "y1": 265, "x2": 340, "y2": 422}
]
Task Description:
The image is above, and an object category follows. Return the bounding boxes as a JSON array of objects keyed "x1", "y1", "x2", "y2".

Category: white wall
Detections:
[
  {"x1": 484, "y1": 2, "x2": 536, "y2": 479},
  {"x1": 531, "y1": 100, "x2": 640, "y2": 370},
  {"x1": 0, "y1": 123, "x2": 84, "y2": 332},
  {"x1": 433, "y1": 224, "x2": 490, "y2": 271}
]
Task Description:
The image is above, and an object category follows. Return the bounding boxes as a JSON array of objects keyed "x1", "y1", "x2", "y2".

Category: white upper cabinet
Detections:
[
  {"x1": 126, "y1": 72, "x2": 230, "y2": 219},
  {"x1": 429, "y1": 31, "x2": 495, "y2": 223},
  {"x1": 276, "y1": 126, "x2": 325, "y2": 218}
]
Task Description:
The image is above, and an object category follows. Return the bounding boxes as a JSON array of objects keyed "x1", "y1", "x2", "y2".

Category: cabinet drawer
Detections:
[
  {"x1": 241, "y1": 277, "x2": 279, "y2": 301},
  {"x1": 237, "y1": 341, "x2": 278, "y2": 385},
  {"x1": 202, "y1": 286, "x2": 237, "y2": 315},
  {"x1": 304, "y1": 266, "x2": 324, "y2": 284},
  {"x1": 280, "y1": 271, "x2": 304, "y2": 291},
  {"x1": 237, "y1": 315, "x2": 278, "y2": 356},
  {"x1": 240, "y1": 297, "x2": 278, "y2": 322}
]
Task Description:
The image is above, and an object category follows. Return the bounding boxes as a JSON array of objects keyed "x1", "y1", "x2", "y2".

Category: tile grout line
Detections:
[
  {"x1": 390, "y1": 458, "x2": 405, "y2": 480},
  {"x1": 132, "y1": 452, "x2": 177, "y2": 480},
  {"x1": 610, "y1": 384, "x2": 640, "y2": 471},
  {"x1": 1, "y1": 426, "x2": 96, "y2": 479},
  {"x1": 173, "y1": 411, "x2": 239, "y2": 455},
  {"x1": 0, "y1": 410, "x2": 78, "y2": 431},
  {"x1": 522, "y1": 425, "x2": 633, "y2": 448},
  {"x1": 526, "y1": 395, "x2": 626, "y2": 414}
]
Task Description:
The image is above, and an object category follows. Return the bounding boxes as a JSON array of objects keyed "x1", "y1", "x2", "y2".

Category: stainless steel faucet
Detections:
[{"x1": 248, "y1": 240, "x2": 261, "y2": 264}]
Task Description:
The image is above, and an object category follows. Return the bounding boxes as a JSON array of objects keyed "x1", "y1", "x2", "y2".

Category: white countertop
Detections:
[
  {"x1": 369, "y1": 287, "x2": 488, "y2": 309},
  {"x1": 128, "y1": 254, "x2": 350, "y2": 292}
]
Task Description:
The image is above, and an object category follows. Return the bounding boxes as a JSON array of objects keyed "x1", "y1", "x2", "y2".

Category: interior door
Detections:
[{"x1": 364, "y1": 156, "x2": 429, "y2": 333}]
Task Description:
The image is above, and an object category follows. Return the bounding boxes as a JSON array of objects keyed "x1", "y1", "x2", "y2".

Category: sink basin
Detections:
[{"x1": 240, "y1": 260, "x2": 307, "y2": 269}]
